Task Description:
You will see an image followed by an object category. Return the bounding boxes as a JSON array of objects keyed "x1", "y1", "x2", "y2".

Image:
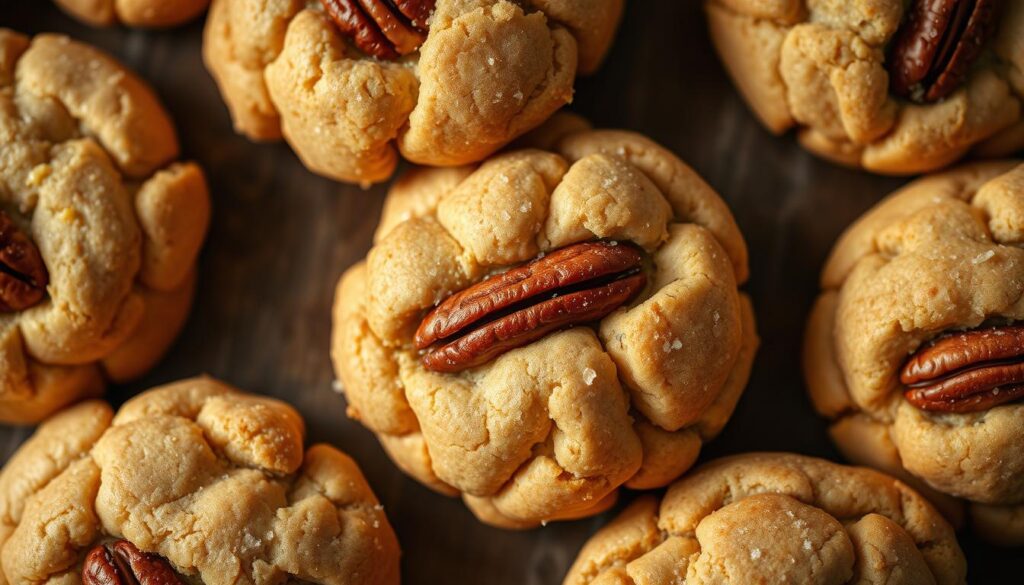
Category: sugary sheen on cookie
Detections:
[
  {"x1": 0, "y1": 377, "x2": 400, "y2": 585},
  {"x1": 705, "y1": 0, "x2": 1024, "y2": 175},
  {"x1": 805, "y1": 161, "x2": 1024, "y2": 545},
  {"x1": 0, "y1": 30, "x2": 210, "y2": 424},
  {"x1": 563, "y1": 453, "x2": 966, "y2": 585},
  {"x1": 331, "y1": 122, "x2": 759, "y2": 528},
  {"x1": 203, "y1": 0, "x2": 625, "y2": 185}
]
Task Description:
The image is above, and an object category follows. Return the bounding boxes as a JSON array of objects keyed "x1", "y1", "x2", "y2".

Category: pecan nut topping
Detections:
[
  {"x1": 900, "y1": 324, "x2": 1024, "y2": 413},
  {"x1": 416, "y1": 241, "x2": 647, "y2": 373},
  {"x1": 0, "y1": 210, "x2": 48, "y2": 312},
  {"x1": 83, "y1": 540, "x2": 183, "y2": 585},
  {"x1": 887, "y1": 0, "x2": 1003, "y2": 103},
  {"x1": 321, "y1": 0, "x2": 435, "y2": 60}
]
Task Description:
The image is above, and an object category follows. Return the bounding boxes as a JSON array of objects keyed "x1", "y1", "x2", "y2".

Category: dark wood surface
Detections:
[{"x1": 1, "y1": 2, "x2": 1018, "y2": 583}]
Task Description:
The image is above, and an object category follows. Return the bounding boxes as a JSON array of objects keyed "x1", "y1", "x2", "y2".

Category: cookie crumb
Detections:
[{"x1": 332, "y1": 379, "x2": 345, "y2": 393}]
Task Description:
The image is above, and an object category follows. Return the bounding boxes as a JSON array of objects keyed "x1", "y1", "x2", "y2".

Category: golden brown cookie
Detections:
[
  {"x1": 706, "y1": 0, "x2": 1024, "y2": 175},
  {"x1": 564, "y1": 453, "x2": 966, "y2": 585},
  {"x1": 804, "y1": 161, "x2": 1024, "y2": 545},
  {"x1": 331, "y1": 126, "x2": 758, "y2": 528},
  {"x1": 0, "y1": 30, "x2": 210, "y2": 424},
  {"x1": 203, "y1": 0, "x2": 625, "y2": 185},
  {"x1": 0, "y1": 377, "x2": 400, "y2": 585},
  {"x1": 54, "y1": 0, "x2": 210, "y2": 27}
]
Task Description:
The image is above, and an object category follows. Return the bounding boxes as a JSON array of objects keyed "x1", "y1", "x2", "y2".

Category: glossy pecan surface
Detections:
[
  {"x1": 416, "y1": 241, "x2": 646, "y2": 373},
  {"x1": 887, "y1": 0, "x2": 1002, "y2": 103},
  {"x1": 901, "y1": 323, "x2": 1024, "y2": 412},
  {"x1": 82, "y1": 540, "x2": 183, "y2": 585},
  {"x1": 0, "y1": 210, "x2": 48, "y2": 312},
  {"x1": 321, "y1": 0, "x2": 434, "y2": 60}
]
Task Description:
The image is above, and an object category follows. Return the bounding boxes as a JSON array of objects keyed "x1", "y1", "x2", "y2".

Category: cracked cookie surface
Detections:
[
  {"x1": 0, "y1": 377, "x2": 400, "y2": 585},
  {"x1": 564, "y1": 453, "x2": 966, "y2": 585},
  {"x1": 331, "y1": 124, "x2": 758, "y2": 528},
  {"x1": 53, "y1": 0, "x2": 210, "y2": 27},
  {"x1": 0, "y1": 30, "x2": 209, "y2": 424},
  {"x1": 203, "y1": 0, "x2": 624, "y2": 185},
  {"x1": 804, "y1": 161, "x2": 1024, "y2": 545},
  {"x1": 706, "y1": 0, "x2": 1024, "y2": 175}
]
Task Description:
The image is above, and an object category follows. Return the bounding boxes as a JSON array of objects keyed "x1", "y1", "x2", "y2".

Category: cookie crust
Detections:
[
  {"x1": 54, "y1": 0, "x2": 210, "y2": 27},
  {"x1": 203, "y1": 0, "x2": 625, "y2": 185},
  {"x1": 0, "y1": 30, "x2": 210, "y2": 424},
  {"x1": 564, "y1": 453, "x2": 966, "y2": 585},
  {"x1": 706, "y1": 0, "x2": 1024, "y2": 175},
  {"x1": 804, "y1": 161, "x2": 1024, "y2": 545},
  {"x1": 0, "y1": 377, "x2": 400, "y2": 585},
  {"x1": 332, "y1": 125, "x2": 758, "y2": 528}
]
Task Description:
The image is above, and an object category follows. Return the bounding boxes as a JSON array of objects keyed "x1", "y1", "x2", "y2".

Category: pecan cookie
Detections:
[
  {"x1": 564, "y1": 453, "x2": 966, "y2": 585},
  {"x1": 203, "y1": 0, "x2": 624, "y2": 185},
  {"x1": 804, "y1": 161, "x2": 1024, "y2": 545},
  {"x1": 331, "y1": 127, "x2": 758, "y2": 528},
  {"x1": 0, "y1": 31, "x2": 210, "y2": 424},
  {"x1": 54, "y1": 0, "x2": 210, "y2": 27},
  {"x1": 0, "y1": 377, "x2": 400, "y2": 584},
  {"x1": 706, "y1": 0, "x2": 1024, "y2": 175}
]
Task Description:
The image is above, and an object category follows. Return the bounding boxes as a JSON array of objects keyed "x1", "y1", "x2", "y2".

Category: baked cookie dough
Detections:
[
  {"x1": 0, "y1": 30, "x2": 210, "y2": 424},
  {"x1": 54, "y1": 0, "x2": 210, "y2": 27},
  {"x1": 706, "y1": 0, "x2": 1024, "y2": 175},
  {"x1": 805, "y1": 161, "x2": 1024, "y2": 545},
  {"x1": 564, "y1": 453, "x2": 966, "y2": 585},
  {"x1": 0, "y1": 377, "x2": 400, "y2": 585},
  {"x1": 203, "y1": 0, "x2": 625, "y2": 185},
  {"x1": 332, "y1": 125, "x2": 759, "y2": 528}
]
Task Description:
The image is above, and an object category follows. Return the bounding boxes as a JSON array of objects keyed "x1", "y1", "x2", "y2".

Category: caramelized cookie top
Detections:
[
  {"x1": 0, "y1": 30, "x2": 210, "y2": 424},
  {"x1": 564, "y1": 453, "x2": 966, "y2": 585},
  {"x1": 333, "y1": 126, "x2": 758, "y2": 528},
  {"x1": 0, "y1": 378, "x2": 400, "y2": 585}
]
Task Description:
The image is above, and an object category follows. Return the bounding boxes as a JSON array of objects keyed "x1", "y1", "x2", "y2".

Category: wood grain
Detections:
[{"x1": 0, "y1": 1, "x2": 1019, "y2": 583}]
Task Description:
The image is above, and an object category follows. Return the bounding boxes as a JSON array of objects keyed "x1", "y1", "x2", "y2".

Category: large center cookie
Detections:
[
  {"x1": 805, "y1": 161, "x2": 1024, "y2": 545},
  {"x1": 0, "y1": 30, "x2": 210, "y2": 424},
  {"x1": 203, "y1": 0, "x2": 625, "y2": 185},
  {"x1": 564, "y1": 453, "x2": 966, "y2": 585},
  {"x1": 332, "y1": 124, "x2": 758, "y2": 528},
  {"x1": 0, "y1": 377, "x2": 400, "y2": 585}
]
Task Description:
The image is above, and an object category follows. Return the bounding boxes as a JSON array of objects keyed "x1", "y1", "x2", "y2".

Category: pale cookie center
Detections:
[{"x1": 689, "y1": 494, "x2": 855, "y2": 584}]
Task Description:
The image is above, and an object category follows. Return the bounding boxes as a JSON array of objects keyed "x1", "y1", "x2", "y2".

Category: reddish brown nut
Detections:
[
  {"x1": 321, "y1": 0, "x2": 434, "y2": 60},
  {"x1": 83, "y1": 540, "x2": 183, "y2": 585},
  {"x1": 416, "y1": 242, "x2": 647, "y2": 373},
  {"x1": 900, "y1": 324, "x2": 1024, "y2": 413},
  {"x1": 0, "y1": 210, "x2": 48, "y2": 312},
  {"x1": 887, "y1": 0, "x2": 1002, "y2": 103}
]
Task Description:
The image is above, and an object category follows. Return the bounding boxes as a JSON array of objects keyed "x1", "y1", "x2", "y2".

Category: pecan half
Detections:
[
  {"x1": 900, "y1": 324, "x2": 1024, "y2": 413},
  {"x1": 83, "y1": 540, "x2": 183, "y2": 585},
  {"x1": 887, "y1": 0, "x2": 1002, "y2": 103},
  {"x1": 321, "y1": 0, "x2": 435, "y2": 60},
  {"x1": 416, "y1": 241, "x2": 646, "y2": 373},
  {"x1": 0, "y1": 210, "x2": 48, "y2": 312}
]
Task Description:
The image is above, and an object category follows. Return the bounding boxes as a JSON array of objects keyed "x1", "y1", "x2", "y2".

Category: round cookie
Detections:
[
  {"x1": 0, "y1": 376, "x2": 400, "y2": 585},
  {"x1": 804, "y1": 161, "x2": 1024, "y2": 545},
  {"x1": 331, "y1": 125, "x2": 759, "y2": 528},
  {"x1": 0, "y1": 30, "x2": 210, "y2": 424},
  {"x1": 54, "y1": 0, "x2": 210, "y2": 27},
  {"x1": 563, "y1": 453, "x2": 966, "y2": 585},
  {"x1": 203, "y1": 0, "x2": 625, "y2": 185},
  {"x1": 705, "y1": 0, "x2": 1024, "y2": 175}
]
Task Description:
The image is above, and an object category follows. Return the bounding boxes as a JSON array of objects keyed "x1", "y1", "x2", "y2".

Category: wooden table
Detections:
[{"x1": 2, "y1": 2, "x2": 1018, "y2": 582}]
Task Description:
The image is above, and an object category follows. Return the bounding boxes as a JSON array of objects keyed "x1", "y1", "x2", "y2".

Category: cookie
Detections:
[
  {"x1": 203, "y1": 0, "x2": 625, "y2": 185},
  {"x1": 331, "y1": 125, "x2": 758, "y2": 528},
  {"x1": 705, "y1": 0, "x2": 1024, "y2": 175},
  {"x1": 0, "y1": 377, "x2": 400, "y2": 585},
  {"x1": 804, "y1": 161, "x2": 1024, "y2": 545},
  {"x1": 0, "y1": 30, "x2": 210, "y2": 424},
  {"x1": 54, "y1": 0, "x2": 210, "y2": 27},
  {"x1": 564, "y1": 453, "x2": 966, "y2": 585}
]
